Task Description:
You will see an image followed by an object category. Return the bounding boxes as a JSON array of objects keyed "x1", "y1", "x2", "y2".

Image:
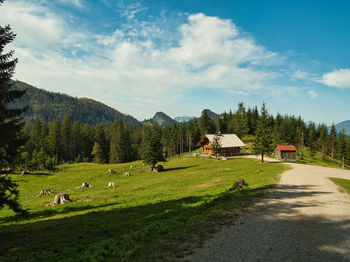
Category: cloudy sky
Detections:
[{"x1": 1, "y1": 0, "x2": 349, "y2": 124}]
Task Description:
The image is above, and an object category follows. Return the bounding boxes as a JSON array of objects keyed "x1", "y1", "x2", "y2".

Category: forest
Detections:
[{"x1": 16, "y1": 102, "x2": 350, "y2": 171}]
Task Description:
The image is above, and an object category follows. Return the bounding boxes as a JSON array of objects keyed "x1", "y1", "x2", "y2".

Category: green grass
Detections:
[
  {"x1": 329, "y1": 178, "x2": 350, "y2": 195},
  {"x1": 289, "y1": 148, "x2": 349, "y2": 170},
  {"x1": 0, "y1": 153, "x2": 288, "y2": 261}
]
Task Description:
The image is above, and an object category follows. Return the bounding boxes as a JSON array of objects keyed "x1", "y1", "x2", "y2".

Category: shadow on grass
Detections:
[
  {"x1": 1, "y1": 183, "x2": 349, "y2": 262},
  {"x1": 163, "y1": 165, "x2": 198, "y2": 172}
]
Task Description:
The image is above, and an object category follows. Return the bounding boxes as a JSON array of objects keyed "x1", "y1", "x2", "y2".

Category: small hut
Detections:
[{"x1": 275, "y1": 145, "x2": 297, "y2": 160}]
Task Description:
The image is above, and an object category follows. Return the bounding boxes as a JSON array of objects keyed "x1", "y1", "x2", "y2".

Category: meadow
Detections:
[
  {"x1": 330, "y1": 177, "x2": 350, "y2": 195},
  {"x1": 0, "y1": 154, "x2": 288, "y2": 261}
]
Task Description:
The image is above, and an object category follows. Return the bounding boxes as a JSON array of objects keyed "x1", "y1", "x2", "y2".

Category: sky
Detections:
[{"x1": 0, "y1": 0, "x2": 350, "y2": 124}]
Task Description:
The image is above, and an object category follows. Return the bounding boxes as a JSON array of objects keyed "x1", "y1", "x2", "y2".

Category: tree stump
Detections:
[
  {"x1": 154, "y1": 165, "x2": 164, "y2": 172},
  {"x1": 123, "y1": 172, "x2": 130, "y2": 177},
  {"x1": 51, "y1": 193, "x2": 71, "y2": 205},
  {"x1": 81, "y1": 182, "x2": 93, "y2": 188},
  {"x1": 130, "y1": 165, "x2": 136, "y2": 169},
  {"x1": 108, "y1": 182, "x2": 115, "y2": 188},
  {"x1": 108, "y1": 169, "x2": 116, "y2": 174},
  {"x1": 38, "y1": 188, "x2": 53, "y2": 196},
  {"x1": 233, "y1": 178, "x2": 248, "y2": 190}
]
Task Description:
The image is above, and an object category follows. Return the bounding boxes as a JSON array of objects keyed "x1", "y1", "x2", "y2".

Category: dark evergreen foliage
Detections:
[{"x1": 0, "y1": 4, "x2": 27, "y2": 215}]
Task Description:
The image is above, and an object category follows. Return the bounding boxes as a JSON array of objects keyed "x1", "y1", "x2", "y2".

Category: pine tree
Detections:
[
  {"x1": 308, "y1": 122, "x2": 316, "y2": 162},
  {"x1": 337, "y1": 129, "x2": 346, "y2": 168},
  {"x1": 0, "y1": 2, "x2": 27, "y2": 215},
  {"x1": 46, "y1": 118, "x2": 61, "y2": 159},
  {"x1": 142, "y1": 128, "x2": 164, "y2": 168},
  {"x1": 199, "y1": 110, "x2": 216, "y2": 135},
  {"x1": 91, "y1": 141, "x2": 105, "y2": 164},
  {"x1": 109, "y1": 121, "x2": 131, "y2": 163},
  {"x1": 232, "y1": 102, "x2": 248, "y2": 138},
  {"x1": 60, "y1": 115, "x2": 72, "y2": 162},
  {"x1": 252, "y1": 103, "x2": 273, "y2": 163},
  {"x1": 212, "y1": 132, "x2": 222, "y2": 159},
  {"x1": 330, "y1": 123, "x2": 337, "y2": 158}
]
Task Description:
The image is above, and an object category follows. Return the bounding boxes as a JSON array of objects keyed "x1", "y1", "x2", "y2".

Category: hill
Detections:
[
  {"x1": 334, "y1": 120, "x2": 350, "y2": 135},
  {"x1": 202, "y1": 109, "x2": 219, "y2": 122},
  {"x1": 147, "y1": 111, "x2": 176, "y2": 126},
  {"x1": 10, "y1": 81, "x2": 139, "y2": 126}
]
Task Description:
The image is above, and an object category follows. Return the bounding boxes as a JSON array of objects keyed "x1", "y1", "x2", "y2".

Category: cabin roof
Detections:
[
  {"x1": 205, "y1": 134, "x2": 245, "y2": 148},
  {"x1": 276, "y1": 145, "x2": 297, "y2": 151}
]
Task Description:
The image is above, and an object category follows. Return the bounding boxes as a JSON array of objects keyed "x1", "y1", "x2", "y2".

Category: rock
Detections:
[
  {"x1": 108, "y1": 169, "x2": 116, "y2": 174},
  {"x1": 222, "y1": 158, "x2": 227, "y2": 161},
  {"x1": 38, "y1": 188, "x2": 53, "y2": 196},
  {"x1": 51, "y1": 193, "x2": 71, "y2": 205},
  {"x1": 81, "y1": 182, "x2": 93, "y2": 188},
  {"x1": 123, "y1": 172, "x2": 130, "y2": 177},
  {"x1": 130, "y1": 165, "x2": 136, "y2": 169},
  {"x1": 154, "y1": 165, "x2": 164, "y2": 172},
  {"x1": 108, "y1": 182, "x2": 115, "y2": 188},
  {"x1": 192, "y1": 153, "x2": 199, "y2": 157}
]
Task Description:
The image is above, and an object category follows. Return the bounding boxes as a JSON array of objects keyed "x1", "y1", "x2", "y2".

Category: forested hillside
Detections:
[
  {"x1": 10, "y1": 81, "x2": 139, "y2": 126},
  {"x1": 16, "y1": 101, "x2": 350, "y2": 171}
]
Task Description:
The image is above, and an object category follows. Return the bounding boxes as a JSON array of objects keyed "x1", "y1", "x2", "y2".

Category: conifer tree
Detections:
[
  {"x1": 91, "y1": 141, "x2": 105, "y2": 164},
  {"x1": 308, "y1": 122, "x2": 316, "y2": 162},
  {"x1": 232, "y1": 102, "x2": 248, "y2": 138},
  {"x1": 252, "y1": 103, "x2": 273, "y2": 163},
  {"x1": 212, "y1": 132, "x2": 222, "y2": 159},
  {"x1": 60, "y1": 115, "x2": 72, "y2": 162},
  {"x1": 330, "y1": 123, "x2": 337, "y2": 158},
  {"x1": 46, "y1": 118, "x2": 61, "y2": 159},
  {"x1": 142, "y1": 128, "x2": 164, "y2": 168},
  {"x1": 337, "y1": 129, "x2": 347, "y2": 168},
  {"x1": 199, "y1": 110, "x2": 216, "y2": 135},
  {"x1": 0, "y1": 1, "x2": 27, "y2": 215}
]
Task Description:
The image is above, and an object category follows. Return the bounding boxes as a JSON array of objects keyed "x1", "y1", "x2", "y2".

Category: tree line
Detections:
[{"x1": 15, "y1": 102, "x2": 350, "y2": 170}]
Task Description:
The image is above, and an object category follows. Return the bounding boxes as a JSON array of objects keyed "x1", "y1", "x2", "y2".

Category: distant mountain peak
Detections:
[
  {"x1": 202, "y1": 109, "x2": 219, "y2": 122},
  {"x1": 147, "y1": 111, "x2": 175, "y2": 126}
]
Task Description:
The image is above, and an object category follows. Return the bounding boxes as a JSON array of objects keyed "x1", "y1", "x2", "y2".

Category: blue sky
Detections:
[{"x1": 1, "y1": 0, "x2": 350, "y2": 124}]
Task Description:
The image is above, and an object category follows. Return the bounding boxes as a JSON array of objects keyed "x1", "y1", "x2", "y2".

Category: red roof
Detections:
[{"x1": 276, "y1": 145, "x2": 297, "y2": 151}]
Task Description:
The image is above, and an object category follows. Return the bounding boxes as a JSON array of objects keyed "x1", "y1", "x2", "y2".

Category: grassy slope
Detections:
[
  {"x1": 0, "y1": 154, "x2": 288, "y2": 261},
  {"x1": 329, "y1": 178, "x2": 350, "y2": 195}
]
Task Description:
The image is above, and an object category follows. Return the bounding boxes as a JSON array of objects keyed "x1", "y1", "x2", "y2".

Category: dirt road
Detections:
[{"x1": 184, "y1": 162, "x2": 350, "y2": 261}]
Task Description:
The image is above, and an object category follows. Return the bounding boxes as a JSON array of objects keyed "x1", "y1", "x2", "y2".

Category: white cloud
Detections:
[
  {"x1": 56, "y1": 0, "x2": 84, "y2": 9},
  {"x1": 308, "y1": 90, "x2": 318, "y2": 100},
  {"x1": 319, "y1": 68, "x2": 350, "y2": 88},
  {"x1": 1, "y1": 1, "x2": 294, "y2": 119}
]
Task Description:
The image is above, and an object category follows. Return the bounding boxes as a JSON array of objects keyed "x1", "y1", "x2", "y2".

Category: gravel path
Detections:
[{"x1": 184, "y1": 162, "x2": 350, "y2": 262}]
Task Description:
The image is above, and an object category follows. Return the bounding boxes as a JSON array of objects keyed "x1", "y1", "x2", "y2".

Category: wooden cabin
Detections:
[
  {"x1": 275, "y1": 145, "x2": 297, "y2": 160},
  {"x1": 202, "y1": 134, "x2": 245, "y2": 156}
]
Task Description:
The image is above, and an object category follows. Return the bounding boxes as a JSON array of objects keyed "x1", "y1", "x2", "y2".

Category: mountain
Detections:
[
  {"x1": 147, "y1": 112, "x2": 176, "y2": 126},
  {"x1": 174, "y1": 116, "x2": 195, "y2": 122},
  {"x1": 202, "y1": 109, "x2": 219, "y2": 122},
  {"x1": 331, "y1": 120, "x2": 350, "y2": 135},
  {"x1": 10, "y1": 81, "x2": 139, "y2": 126}
]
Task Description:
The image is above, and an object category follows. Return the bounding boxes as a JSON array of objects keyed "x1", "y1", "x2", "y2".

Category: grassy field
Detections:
[
  {"x1": 0, "y1": 153, "x2": 288, "y2": 261},
  {"x1": 329, "y1": 178, "x2": 350, "y2": 195},
  {"x1": 286, "y1": 148, "x2": 349, "y2": 170}
]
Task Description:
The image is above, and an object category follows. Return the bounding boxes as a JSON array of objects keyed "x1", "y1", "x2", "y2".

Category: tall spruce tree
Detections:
[
  {"x1": 252, "y1": 103, "x2": 273, "y2": 163},
  {"x1": 308, "y1": 122, "x2": 316, "y2": 162},
  {"x1": 232, "y1": 102, "x2": 248, "y2": 138},
  {"x1": 337, "y1": 129, "x2": 347, "y2": 168},
  {"x1": 330, "y1": 123, "x2": 337, "y2": 158},
  {"x1": 142, "y1": 128, "x2": 164, "y2": 168},
  {"x1": 212, "y1": 132, "x2": 222, "y2": 159},
  {"x1": 91, "y1": 141, "x2": 105, "y2": 164},
  {"x1": 0, "y1": 1, "x2": 27, "y2": 215}
]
